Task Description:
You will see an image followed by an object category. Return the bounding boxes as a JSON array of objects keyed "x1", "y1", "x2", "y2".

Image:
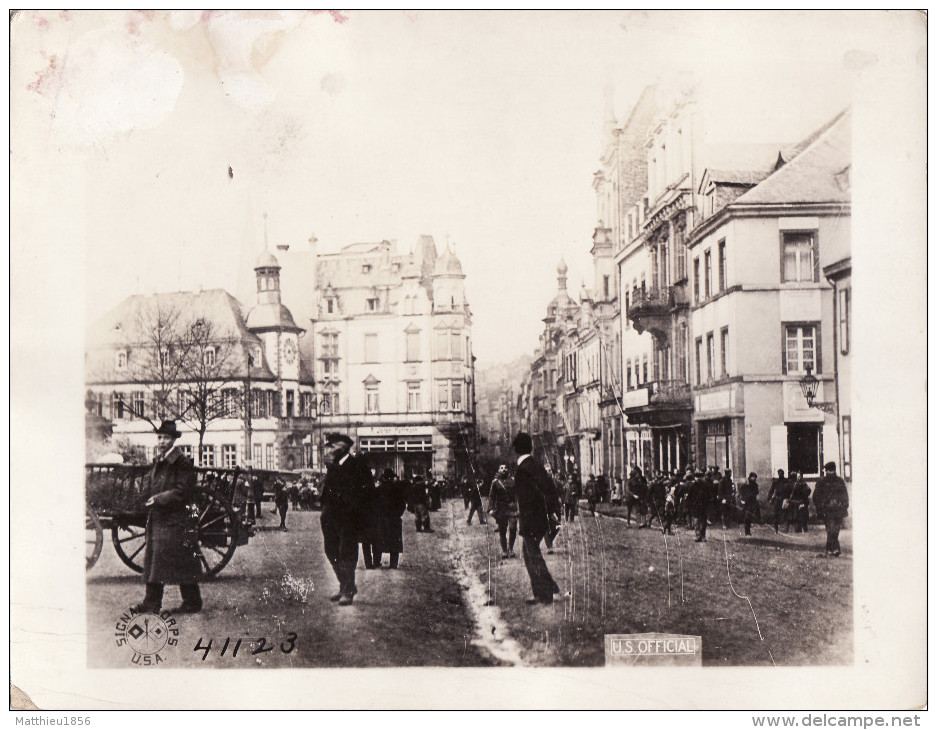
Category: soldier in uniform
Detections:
[
  {"x1": 407, "y1": 474, "x2": 433, "y2": 533},
  {"x1": 487, "y1": 464, "x2": 518, "y2": 559},
  {"x1": 767, "y1": 469, "x2": 791, "y2": 534},
  {"x1": 319, "y1": 432, "x2": 374, "y2": 605},
  {"x1": 716, "y1": 468, "x2": 736, "y2": 529},
  {"x1": 813, "y1": 461, "x2": 849, "y2": 557},
  {"x1": 789, "y1": 471, "x2": 811, "y2": 533},
  {"x1": 133, "y1": 420, "x2": 203, "y2": 614},
  {"x1": 624, "y1": 466, "x2": 648, "y2": 527},
  {"x1": 273, "y1": 477, "x2": 289, "y2": 530}
]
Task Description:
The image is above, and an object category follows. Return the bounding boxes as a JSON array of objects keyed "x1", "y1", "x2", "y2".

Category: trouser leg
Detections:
[
  {"x1": 389, "y1": 552, "x2": 399, "y2": 568},
  {"x1": 137, "y1": 582, "x2": 164, "y2": 611},
  {"x1": 180, "y1": 583, "x2": 201, "y2": 607},
  {"x1": 497, "y1": 519, "x2": 508, "y2": 554},
  {"x1": 508, "y1": 521, "x2": 517, "y2": 553},
  {"x1": 522, "y1": 536, "x2": 558, "y2": 600}
]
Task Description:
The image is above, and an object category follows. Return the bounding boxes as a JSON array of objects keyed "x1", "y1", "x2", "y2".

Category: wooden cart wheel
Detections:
[
  {"x1": 111, "y1": 518, "x2": 147, "y2": 573},
  {"x1": 86, "y1": 506, "x2": 104, "y2": 570},
  {"x1": 195, "y1": 488, "x2": 239, "y2": 577}
]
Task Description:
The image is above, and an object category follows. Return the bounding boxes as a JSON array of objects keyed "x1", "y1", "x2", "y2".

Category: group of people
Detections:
[{"x1": 128, "y1": 418, "x2": 850, "y2": 615}]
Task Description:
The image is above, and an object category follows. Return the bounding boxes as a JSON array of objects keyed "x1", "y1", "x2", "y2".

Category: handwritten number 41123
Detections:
[{"x1": 194, "y1": 633, "x2": 297, "y2": 660}]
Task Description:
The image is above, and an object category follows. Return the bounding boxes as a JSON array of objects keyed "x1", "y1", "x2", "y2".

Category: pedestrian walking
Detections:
[
  {"x1": 487, "y1": 464, "x2": 518, "y2": 559},
  {"x1": 319, "y1": 432, "x2": 374, "y2": 606},
  {"x1": 407, "y1": 475, "x2": 433, "y2": 533},
  {"x1": 512, "y1": 432, "x2": 561, "y2": 605},
  {"x1": 739, "y1": 472, "x2": 760, "y2": 536},
  {"x1": 584, "y1": 474, "x2": 597, "y2": 515},
  {"x1": 466, "y1": 478, "x2": 486, "y2": 525},
  {"x1": 689, "y1": 468, "x2": 716, "y2": 542},
  {"x1": 644, "y1": 470, "x2": 667, "y2": 529},
  {"x1": 563, "y1": 474, "x2": 580, "y2": 523},
  {"x1": 625, "y1": 466, "x2": 648, "y2": 527},
  {"x1": 768, "y1": 469, "x2": 791, "y2": 533},
  {"x1": 716, "y1": 469, "x2": 735, "y2": 528},
  {"x1": 813, "y1": 462, "x2": 849, "y2": 557},
  {"x1": 789, "y1": 472, "x2": 811, "y2": 533},
  {"x1": 273, "y1": 477, "x2": 289, "y2": 530},
  {"x1": 132, "y1": 420, "x2": 203, "y2": 614}
]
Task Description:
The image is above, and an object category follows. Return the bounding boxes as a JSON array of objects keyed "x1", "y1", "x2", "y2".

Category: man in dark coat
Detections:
[
  {"x1": 273, "y1": 477, "x2": 289, "y2": 530},
  {"x1": 813, "y1": 461, "x2": 849, "y2": 557},
  {"x1": 689, "y1": 468, "x2": 716, "y2": 542},
  {"x1": 369, "y1": 468, "x2": 407, "y2": 569},
  {"x1": 562, "y1": 475, "x2": 581, "y2": 523},
  {"x1": 319, "y1": 433, "x2": 374, "y2": 605},
  {"x1": 739, "y1": 472, "x2": 760, "y2": 536},
  {"x1": 716, "y1": 468, "x2": 736, "y2": 528},
  {"x1": 512, "y1": 432, "x2": 561, "y2": 605},
  {"x1": 407, "y1": 475, "x2": 433, "y2": 533},
  {"x1": 767, "y1": 469, "x2": 791, "y2": 534},
  {"x1": 624, "y1": 467, "x2": 648, "y2": 527},
  {"x1": 789, "y1": 472, "x2": 811, "y2": 533},
  {"x1": 133, "y1": 420, "x2": 203, "y2": 614},
  {"x1": 466, "y1": 477, "x2": 486, "y2": 525}
]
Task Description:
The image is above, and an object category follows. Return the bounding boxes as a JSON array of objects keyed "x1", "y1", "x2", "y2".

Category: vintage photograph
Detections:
[{"x1": 10, "y1": 9, "x2": 926, "y2": 711}]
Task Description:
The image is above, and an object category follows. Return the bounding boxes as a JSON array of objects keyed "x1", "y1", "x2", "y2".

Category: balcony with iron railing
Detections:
[{"x1": 626, "y1": 286, "x2": 688, "y2": 335}]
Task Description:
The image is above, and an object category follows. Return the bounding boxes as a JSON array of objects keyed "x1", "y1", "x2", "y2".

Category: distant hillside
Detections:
[{"x1": 476, "y1": 354, "x2": 532, "y2": 394}]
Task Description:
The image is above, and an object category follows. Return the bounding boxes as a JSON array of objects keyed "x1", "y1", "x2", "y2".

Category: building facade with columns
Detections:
[{"x1": 310, "y1": 236, "x2": 476, "y2": 479}]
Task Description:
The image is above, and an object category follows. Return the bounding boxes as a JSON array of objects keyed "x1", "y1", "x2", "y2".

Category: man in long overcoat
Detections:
[
  {"x1": 487, "y1": 464, "x2": 518, "y2": 558},
  {"x1": 319, "y1": 433, "x2": 374, "y2": 605},
  {"x1": 813, "y1": 461, "x2": 849, "y2": 557},
  {"x1": 133, "y1": 420, "x2": 203, "y2": 614},
  {"x1": 512, "y1": 432, "x2": 561, "y2": 605},
  {"x1": 369, "y1": 468, "x2": 407, "y2": 569}
]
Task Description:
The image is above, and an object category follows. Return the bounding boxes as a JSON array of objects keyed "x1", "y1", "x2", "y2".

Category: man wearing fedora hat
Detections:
[
  {"x1": 320, "y1": 432, "x2": 374, "y2": 605},
  {"x1": 813, "y1": 461, "x2": 849, "y2": 558},
  {"x1": 133, "y1": 420, "x2": 204, "y2": 614}
]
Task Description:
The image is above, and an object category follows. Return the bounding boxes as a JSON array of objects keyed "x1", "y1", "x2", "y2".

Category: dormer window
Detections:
[
  {"x1": 204, "y1": 346, "x2": 216, "y2": 367},
  {"x1": 366, "y1": 298, "x2": 379, "y2": 312},
  {"x1": 115, "y1": 350, "x2": 128, "y2": 370},
  {"x1": 362, "y1": 264, "x2": 372, "y2": 274},
  {"x1": 325, "y1": 298, "x2": 335, "y2": 314}
]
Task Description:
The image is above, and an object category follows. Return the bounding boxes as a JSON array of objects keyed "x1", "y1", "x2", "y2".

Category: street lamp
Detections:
[{"x1": 799, "y1": 363, "x2": 836, "y2": 414}]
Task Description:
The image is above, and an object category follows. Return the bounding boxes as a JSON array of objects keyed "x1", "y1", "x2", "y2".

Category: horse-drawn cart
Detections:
[{"x1": 85, "y1": 464, "x2": 252, "y2": 576}]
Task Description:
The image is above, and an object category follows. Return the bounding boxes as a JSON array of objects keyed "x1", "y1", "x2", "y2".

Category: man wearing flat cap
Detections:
[
  {"x1": 813, "y1": 461, "x2": 849, "y2": 558},
  {"x1": 133, "y1": 420, "x2": 203, "y2": 614},
  {"x1": 320, "y1": 432, "x2": 375, "y2": 605}
]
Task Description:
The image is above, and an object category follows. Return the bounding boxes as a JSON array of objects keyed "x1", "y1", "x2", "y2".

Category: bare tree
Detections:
[{"x1": 96, "y1": 297, "x2": 247, "y2": 464}]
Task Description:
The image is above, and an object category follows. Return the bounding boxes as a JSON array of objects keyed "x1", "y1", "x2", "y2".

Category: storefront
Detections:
[{"x1": 356, "y1": 425, "x2": 434, "y2": 478}]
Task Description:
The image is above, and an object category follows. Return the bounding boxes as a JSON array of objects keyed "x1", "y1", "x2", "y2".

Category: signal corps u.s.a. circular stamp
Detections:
[{"x1": 115, "y1": 607, "x2": 179, "y2": 666}]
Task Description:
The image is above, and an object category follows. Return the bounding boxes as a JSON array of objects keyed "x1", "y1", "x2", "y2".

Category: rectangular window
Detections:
[
  {"x1": 179, "y1": 445, "x2": 194, "y2": 462},
  {"x1": 285, "y1": 389, "x2": 295, "y2": 417},
  {"x1": 693, "y1": 258, "x2": 701, "y2": 303},
  {"x1": 222, "y1": 444, "x2": 237, "y2": 469},
  {"x1": 132, "y1": 391, "x2": 144, "y2": 420},
  {"x1": 704, "y1": 250, "x2": 712, "y2": 299},
  {"x1": 252, "y1": 444, "x2": 262, "y2": 469},
  {"x1": 706, "y1": 333, "x2": 715, "y2": 382},
  {"x1": 266, "y1": 444, "x2": 275, "y2": 471},
  {"x1": 116, "y1": 351, "x2": 127, "y2": 371},
  {"x1": 720, "y1": 326, "x2": 729, "y2": 377},
  {"x1": 204, "y1": 347, "x2": 216, "y2": 367},
  {"x1": 841, "y1": 416, "x2": 852, "y2": 479},
  {"x1": 643, "y1": 355, "x2": 649, "y2": 384},
  {"x1": 437, "y1": 381, "x2": 449, "y2": 411},
  {"x1": 326, "y1": 298, "x2": 335, "y2": 314},
  {"x1": 718, "y1": 240, "x2": 727, "y2": 291},
  {"x1": 200, "y1": 445, "x2": 215, "y2": 467},
  {"x1": 362, "y1": 264, "x2": 372, "y2": 274},
  {"x1": 839, "y1": 288, "x2": 850, "y2": 355},
  {"x1": 465, "y1": 336, "x2": 471, "y2": 365},
  {"x1": 787, "y1": 423, "x2": 821, "y2": 476},
  {"x1": 626, "y1": 360, "x2": 632, "y2": 390},
  {"x1": 364, "y1": 333, "x2": 378, "y2": 363},
  {"x1": 435, "y1": 331, "x2": 448, "y2": 359},
  {"x1": 365, "y1": 386, "x2": 380, "y2": 414},
  {"x1": 603, "y1": 275, "x2": 610, "y2": 299},
  {"x1": 366, "y1": 297, "x2": 378, "y2": 312},
  {"x1": 321, "y1": 333, "x2": 339, "y2": 357},
  {"x1": 406, "y1": 331, "x2": 420, "y2": 361},
  {"x1": 450, "y1": 332, "x2": 463, "y2": 360},
  {"x1": 781, "y1": 231, "x2": 817, "y2": 282},
  {"x1": 451, "y1": 381, "x2": 462, "y2": 410},
  {"x1": 784, "y1": 324, "x2": 818, "y2": 374},
  {"x1": 624, "y1": 290, "x2": 630, "y2": 329},
  {"x1": 408, "y1": 383, "x2": 421, "y2": 412},
  {"x1": 695, "y1": 338, "x2": 703, "y2": 385}
]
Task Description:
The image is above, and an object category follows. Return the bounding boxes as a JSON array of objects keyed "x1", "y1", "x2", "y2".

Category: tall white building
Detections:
[{"x1": 311, "y1": 236, "x2": 476, "y2": 479}]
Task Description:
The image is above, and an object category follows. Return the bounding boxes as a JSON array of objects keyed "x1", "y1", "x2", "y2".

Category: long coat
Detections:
[
  {"x1": 374, "y1": 475, "x2": 407, "y2": 553},
  {"x1": 514, "y1": 456, "x2": 559, "y2": 540},
  {"x1": 320, "y1": 453, "x2": 375, "y2": 540},
  {"x1": 143, "y1": 447, "x2": 203, "y2": 584},
  {"x1": 813, "y1": 474, "x2": 849, "y2": 521}
]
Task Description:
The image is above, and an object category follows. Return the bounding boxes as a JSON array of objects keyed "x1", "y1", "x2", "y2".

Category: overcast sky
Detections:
[{"x1": 11, "y1": 10, "x2": 922, "y2": 365}]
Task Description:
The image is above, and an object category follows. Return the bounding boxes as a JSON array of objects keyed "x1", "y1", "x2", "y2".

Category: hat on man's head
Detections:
[
  {"x1": 154, "y1": 420, "x2": 181, "y2": 439},
  {"x1": 325, "y1": 432, "x2": 354, "y2": 447},
  {"x1": 823, "y1": 461, "x2": 837, "y2": 472},
  {"x1": 511, "y1": 432, "x2": 532, "y2": 455}
]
